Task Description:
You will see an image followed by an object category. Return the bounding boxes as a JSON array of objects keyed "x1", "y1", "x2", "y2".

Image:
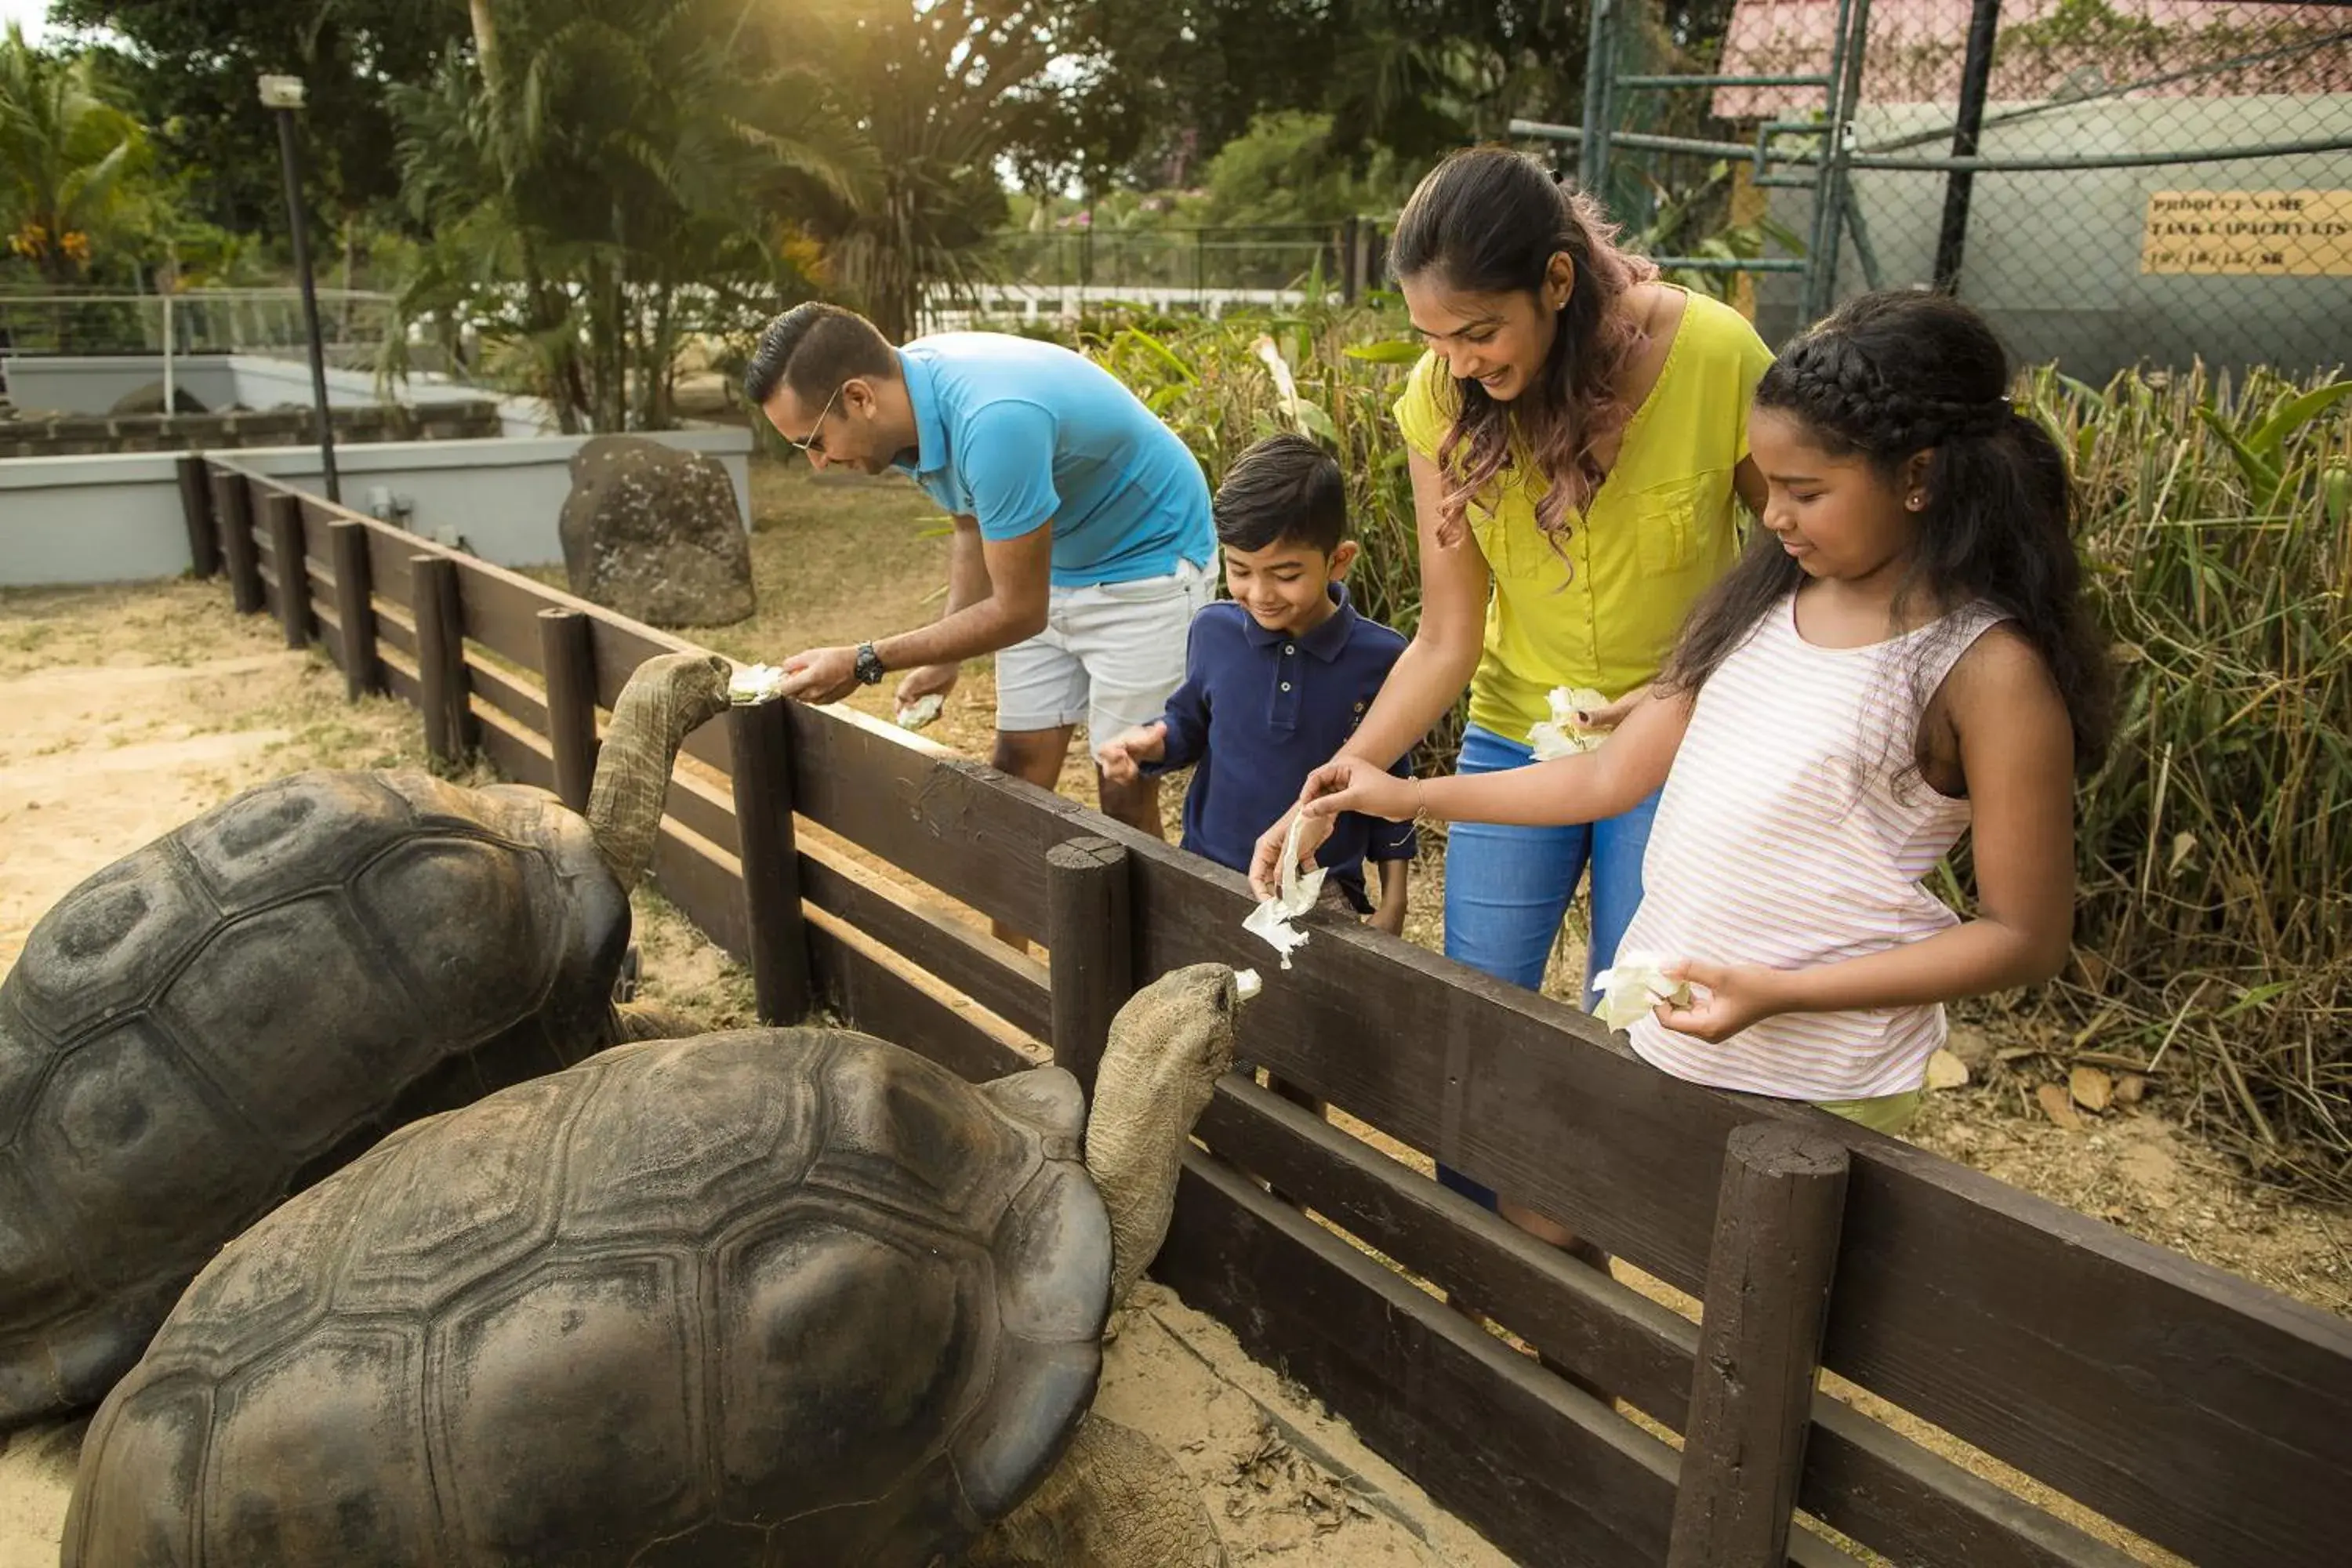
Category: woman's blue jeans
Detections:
[{"x1": 1436, "y1": 723, "x2": 1661, "y2": 1210}]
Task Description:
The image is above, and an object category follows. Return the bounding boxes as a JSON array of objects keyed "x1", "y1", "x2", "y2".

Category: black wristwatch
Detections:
[{"x1": 853, "y1": 641, "x2": 887, "y2": 686}]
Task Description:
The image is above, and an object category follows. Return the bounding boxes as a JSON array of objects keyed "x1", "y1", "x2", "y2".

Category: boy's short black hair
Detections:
[{"x1": 1214, "y1": 433, "x2": 1347, "y2": 555}]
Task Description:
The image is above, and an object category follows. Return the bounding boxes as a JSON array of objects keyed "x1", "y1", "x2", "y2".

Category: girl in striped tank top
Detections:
[{"x1": 1293, "y1": 291, "x2": 2113, "y2": 1134}]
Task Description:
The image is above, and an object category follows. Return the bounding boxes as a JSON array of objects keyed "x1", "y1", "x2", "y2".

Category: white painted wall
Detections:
[{"x1": 0, "y1": 429, "x2": 753, "y2": 586}]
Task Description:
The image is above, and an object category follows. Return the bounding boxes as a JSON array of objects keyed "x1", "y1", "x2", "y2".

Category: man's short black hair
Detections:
[
  {"x1": 1213, "y1": 433, "x2": 1347, "y2": 555},
  {"x1": 743, "y1": 302, "x2": 898, "y2": 407}
]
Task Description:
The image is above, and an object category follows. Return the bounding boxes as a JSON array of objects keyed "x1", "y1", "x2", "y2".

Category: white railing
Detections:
[
  {"x1": 0, "y1": 289, "x2": 400, "y2": 411},
  {"x1": 919, "y1": 282, "x2": 1319, "y2": 333}
]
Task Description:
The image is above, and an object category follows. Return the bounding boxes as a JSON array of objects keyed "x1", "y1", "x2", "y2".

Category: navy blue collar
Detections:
[{"x1": 1240, "y1": 580, "x2": 1359, "y2": 662}]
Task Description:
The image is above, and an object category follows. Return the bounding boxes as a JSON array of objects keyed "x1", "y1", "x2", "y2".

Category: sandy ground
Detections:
[{"x1": 0, "y1": 579, "x2": 1504, "y2": 1566}]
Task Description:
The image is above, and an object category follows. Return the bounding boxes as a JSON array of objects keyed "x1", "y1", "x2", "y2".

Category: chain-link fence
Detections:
[{"x1": 1519, "y1": 0, "x2": 2352, "y2": 377}]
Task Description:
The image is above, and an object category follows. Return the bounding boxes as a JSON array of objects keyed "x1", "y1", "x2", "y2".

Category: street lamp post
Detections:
[{"x1": 258, "y1": 73, "x2": 339, "y2": 503}]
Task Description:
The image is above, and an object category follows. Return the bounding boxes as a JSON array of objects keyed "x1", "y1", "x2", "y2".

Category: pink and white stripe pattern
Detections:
[{"x1": 1620, "y1": 593, "x2": 2005, "y2": 1101}]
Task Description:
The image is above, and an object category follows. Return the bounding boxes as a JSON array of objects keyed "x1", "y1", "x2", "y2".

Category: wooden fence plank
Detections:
[
  {"x1": 804, "y1": 908, "x2": 1044, "y2": 1086},
  {"x1": 1192, "y1": 1083, "x2": 2130, "y2": 1568},
  {"x1": 1669, "y1": 1124, "x2": 1850, "y2": 1568},
  {"x1": 328, "y1": 521, "x2": 379, "y2": 699},
  {"x1": 211, "y1": 470, "x2": 263, "y2": 615},
  {"x1": 411, "y1": 555, "x2": 472, "y2": 766},
  {"x1": 1157, "y1": 1149, "x2": 1683, "y2": 1568},
  {"x1": 539, "y1": 608, "x2": 599, "y2": 814},
  {"x1": 466, "y1": 656, "x2": 550, "y2": 737},
  {"x1": 782, "y1": 705, "x2": 1047, "y2": 929},
  {"x1": 262, "y1": 495, "x2": 311, "y2": 650},
  {"x1": 377, "y1": 646, "x2": 422, "y2": 709},
  {"x1": 796, "y1": 838, "x2": 1051, "y2": 1039},
  {"x1": 1195, "y1": 1083, "x2": 1693, "y2": 1422},
  {"x1": 646, "y1": 818, "x2": 750, "y2": 967},
  {"x1": 176, "y1": 456, "x2": 219, "y2": 579},
  {"x1": 470, "y1": 704, "x2": 555, "y2": 795},
  {"x1": 728, "y1": 697, "x2": 812, "y2": 1025},
  {"x1": 1044, "y1": 836, "x2": 1132, "y2": 1099},
  {"x1": 375, "y1": 603, "x2": 419, "y2": 660}
]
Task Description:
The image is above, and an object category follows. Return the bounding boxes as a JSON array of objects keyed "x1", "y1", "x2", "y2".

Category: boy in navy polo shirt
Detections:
[{"x1": 1098, "y1": 433, "x2": 1417, "y2": 936}]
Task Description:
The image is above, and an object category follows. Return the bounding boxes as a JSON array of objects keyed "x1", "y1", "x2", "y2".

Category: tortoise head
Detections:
[
  {"x1": 1085, "y1": 963, "x2": 1243, "y2": 1314},
  {"x1": 584, "y1": 652, "x2": 732, "y2": 894}
]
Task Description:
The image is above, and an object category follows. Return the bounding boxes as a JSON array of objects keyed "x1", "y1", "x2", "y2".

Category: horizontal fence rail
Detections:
[{"x1": 195, "y1": 458, "x2": 2352, "y2": 1567}]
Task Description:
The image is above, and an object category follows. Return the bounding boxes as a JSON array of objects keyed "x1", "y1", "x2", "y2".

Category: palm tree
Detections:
[
  {"x1": 0, "y1": 24, "x2": 151, "y2": 285},
  {"x1": 792, "y1": 0, "x2": 1056, "y2": 342},
  {"x1": 390, "y1": 0, "x2": 855, "y2": 430}
]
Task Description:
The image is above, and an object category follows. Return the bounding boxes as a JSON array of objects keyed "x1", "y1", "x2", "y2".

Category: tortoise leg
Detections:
[{"x1": 961, "y1": 1416, "x2": 1226, "y2": 1568}]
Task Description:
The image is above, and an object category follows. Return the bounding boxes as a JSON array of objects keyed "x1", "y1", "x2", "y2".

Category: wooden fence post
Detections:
[
  {"x1": 1045, "y1": 836, "x2": 1133, "y2": 1101},
  {"x1": 727, "y1": 696, "x2": 812, "y2": 1024},
  {"x1": 1666, "y1": 1122, "x2": 1851, "y2": 1568},
  {"x1": 176, "y1": 456, "x2": 219, "y2": 579},
  {"x1": 328, "y1": 520, "x2": 378, "y2": 700},
  {"x1": 262, "y1": 494, "x2": 310, "y2": 649},
  {"x1": 411, "y1": 554, "x2": 472, "y2": 767},
  {"x1": 538, "y1": 608, "x2": 599, "y2": 814},
  {"x1": 212, "y1": 471, "x2": 263, "y2": 615}
]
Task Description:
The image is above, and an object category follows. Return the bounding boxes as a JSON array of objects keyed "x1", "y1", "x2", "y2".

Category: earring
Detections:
[{"x1": 1906, "y1": 494, "x2": 1926, "y2": 510}]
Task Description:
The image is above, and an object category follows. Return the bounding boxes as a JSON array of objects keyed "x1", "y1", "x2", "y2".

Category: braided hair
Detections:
[{"x1": 1662, "y1": 290, "x2": 2113, "y2": 777}]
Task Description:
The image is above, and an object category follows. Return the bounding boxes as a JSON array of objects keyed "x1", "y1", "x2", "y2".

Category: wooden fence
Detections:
[{"x1": 180, "y1": 456, "x2": 2352, "y2": 1566}]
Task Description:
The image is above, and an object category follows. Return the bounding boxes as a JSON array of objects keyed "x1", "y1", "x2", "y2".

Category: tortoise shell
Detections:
[
  {"x1": 64, "y1": 1028, "x2": 1113, "y2": 1568},
  {"x1": 0, "y1": 769, "x2": 628, "y2": 1428}
]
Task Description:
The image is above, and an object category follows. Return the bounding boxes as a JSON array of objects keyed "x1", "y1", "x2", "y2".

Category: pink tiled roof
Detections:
[{"x1": 1708, "y1": 1, "x2": 2352, "y2": 118}]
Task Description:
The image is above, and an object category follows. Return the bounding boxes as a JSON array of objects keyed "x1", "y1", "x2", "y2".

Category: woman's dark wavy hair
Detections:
[
  {"x1": 1662, "y1": 290, "x2": 2113, "y2": 778},
  {"x1": 1388, "y1": 146, "x2": 1657, "y2": 548}
]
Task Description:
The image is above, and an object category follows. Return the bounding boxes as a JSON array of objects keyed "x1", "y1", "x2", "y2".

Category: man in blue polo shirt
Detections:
[{"x1": 750, "y1": 303, "x2": 1216, "y2": 851}]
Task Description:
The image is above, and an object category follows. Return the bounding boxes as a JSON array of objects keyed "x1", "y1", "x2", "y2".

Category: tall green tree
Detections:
[
  {"x1": 789, "y1": 0, "x2": 1058, "y2": 343},
  {"x1": 0, "y1": 22, "x2": 161, "y2": 283},
  {"x1": 391, "y1": 0, "x2": 855, "y2": 430},
  {"x1": 48, "y1": 0, "x2": 453, "y2": 243}
]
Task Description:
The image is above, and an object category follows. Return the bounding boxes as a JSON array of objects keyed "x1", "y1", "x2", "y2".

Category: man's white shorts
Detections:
[{"x1": 995, "y1": 557, "x2": 1217, "y2": 741}]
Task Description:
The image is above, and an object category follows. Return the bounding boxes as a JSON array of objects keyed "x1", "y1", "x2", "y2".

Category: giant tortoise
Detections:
[
  {"x1": 0, "y1": 651, "x2": 732, "y2": 1429},
  {"x1": 64, "y1": 963, "x2": 1245, "y2": 1567}
]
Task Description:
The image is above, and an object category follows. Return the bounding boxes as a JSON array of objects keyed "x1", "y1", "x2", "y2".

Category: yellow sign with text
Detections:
[{"x1": 2140, "y1": 191, "x2": 2352, "y2": 277}]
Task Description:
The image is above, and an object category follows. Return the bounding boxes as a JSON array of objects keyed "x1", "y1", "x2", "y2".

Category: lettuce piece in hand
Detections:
[
  {"x1": 1590, "y1": 951, "x2": 1693, "y2": 1029},
  {"x1": 1527, "y1": 685, "x2": 1610, "y2": 760},
  {"x1": 728, "y1": 662, "x2": 789, "y2": 704},
  {"x1": 1243, "y1": 812, "x2": 1328, "y2": 969}
]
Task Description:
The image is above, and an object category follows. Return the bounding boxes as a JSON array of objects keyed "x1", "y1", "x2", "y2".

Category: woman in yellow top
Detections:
[{"x1": 1251, "y1": 145, "x2": 1773, "y2": 1226}]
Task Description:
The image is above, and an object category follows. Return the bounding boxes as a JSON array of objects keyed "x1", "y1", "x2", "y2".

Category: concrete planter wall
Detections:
[{"x1": 0, "y1": 428, "x2": 753, "y2": 587}]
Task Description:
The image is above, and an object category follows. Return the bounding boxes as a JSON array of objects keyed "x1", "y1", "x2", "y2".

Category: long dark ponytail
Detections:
[{"x1": 1663, "y1": 290, "x2": 2113, "y2": 775}]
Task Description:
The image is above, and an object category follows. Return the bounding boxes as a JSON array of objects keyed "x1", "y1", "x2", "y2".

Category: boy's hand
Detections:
[
  {"x1": 1094, "y1": 721, "x2": 1167, "y2": 786},
  {"x1": 894, "y1": 662, "x2": 958, "y2": 712},
  {"x1": 1298, "y1": 757, "x2": 1417, "y2": 823}
]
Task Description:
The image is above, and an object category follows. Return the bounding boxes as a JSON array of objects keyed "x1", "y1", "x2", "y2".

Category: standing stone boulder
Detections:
[{"x1": 557, "y1": 435, "x2": 756, "y2": 627}]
